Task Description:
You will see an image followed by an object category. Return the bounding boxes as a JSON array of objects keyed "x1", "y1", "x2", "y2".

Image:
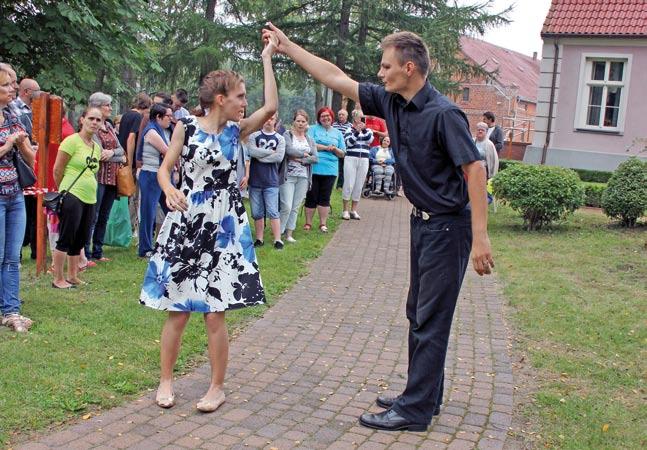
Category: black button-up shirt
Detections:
[{"x1": 359, "y1": 82, "x2": 481, "y2": 215}]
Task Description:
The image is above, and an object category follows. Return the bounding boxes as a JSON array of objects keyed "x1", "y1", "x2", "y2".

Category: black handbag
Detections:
[
  {"x1": 43, "y1": 191, "x2": 65, "y2": 214},
  {"x1": 12, "y1": 149, "x2": 37, "y2": 188},
  {"x1": 44, "y1": 145, "x2": 96, "y2": 214}
]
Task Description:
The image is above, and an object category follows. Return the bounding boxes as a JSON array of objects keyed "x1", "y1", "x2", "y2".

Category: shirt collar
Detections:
[{"x1": 395, "y1": 82, "x2": 436, "y2": 111}]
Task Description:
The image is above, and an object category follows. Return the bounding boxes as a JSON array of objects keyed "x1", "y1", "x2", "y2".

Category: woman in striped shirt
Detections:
[{"x1": 341, "y1": 110, "x2": 373, "y2": 220}]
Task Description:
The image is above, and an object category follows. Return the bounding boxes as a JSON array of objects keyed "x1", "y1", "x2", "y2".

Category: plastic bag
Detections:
[{"x1": 104, "y1": 197, "x2": 132, "y2": 247}]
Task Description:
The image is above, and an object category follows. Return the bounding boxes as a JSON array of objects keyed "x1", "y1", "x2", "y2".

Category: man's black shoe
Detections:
[
  {"x1": 253, "y1": 239, "x2": 264, "y2": 248},
  {"x1": 375, "y1": 396, "x2": 441, "y2": 416},
  {"x1": 359, "y1": 409, "x2": 427, "y2": 432}
]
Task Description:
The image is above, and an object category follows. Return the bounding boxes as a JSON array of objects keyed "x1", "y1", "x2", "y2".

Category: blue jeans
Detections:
[
  {"x1": 279, "y1": 176, "x2": 309, "y2": 233},
  {"x1": 85, "y1": 183, "x2": 118, "y2": 259},
  {"x1": 138, "y1": 170, "x2": 168, "y2": 256},
  {"x1": 249, "y1": 186, "x2": 280, "y2": 220},
  {"x1": 0, "y1": 193, "x2": 26, "y2": 316}
]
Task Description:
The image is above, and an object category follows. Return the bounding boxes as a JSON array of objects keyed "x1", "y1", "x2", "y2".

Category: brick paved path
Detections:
[{"x1": 18, "y1": 198, "x2": 514, "y2": 450}]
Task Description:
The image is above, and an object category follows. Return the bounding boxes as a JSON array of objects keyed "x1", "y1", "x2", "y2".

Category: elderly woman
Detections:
[
  {"x1": 279, "y1": 109, "x2": 318, "y2": 243},
  {"x1": 305, "y1": 107, "x2": 345, "y2": 232},
  {"x1": 0, "y1": 68, "x2": 35, "y2": 332},
  {"x1": 342, "y1": 109, "x2": 373, "y2": 220},
  {"x1": 85, "y1": 92, "x2": 126, "y2": 261},
  {"x1": 51, "y1": 107, "x2": 101, "y2": 288},
  {"x1": 138, "y1": 103, "x2": 172, "y2": 258}
]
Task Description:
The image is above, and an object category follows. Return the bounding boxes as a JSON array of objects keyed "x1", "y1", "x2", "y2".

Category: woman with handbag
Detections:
[
  {"x1": 0, "y1": 68, "x2": 35, "y2": 332},
  {"x1": 85, "y1": 92, "x2": 126, "y2": 262},
  {"x1": 137, "y1": 103, "x2": 172, "y2": 258},
  {"x1": 51, "y1": 107, "x2": 101, "y2": 289}
]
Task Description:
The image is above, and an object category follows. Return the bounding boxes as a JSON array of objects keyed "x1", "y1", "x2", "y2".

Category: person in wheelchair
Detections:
[{"x1": 369, "y1": 136, "x2": 395, "y2": 195}]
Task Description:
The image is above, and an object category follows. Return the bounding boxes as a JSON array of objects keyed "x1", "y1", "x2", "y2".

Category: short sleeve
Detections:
[
  {"x1": 358, "y1": 83, "x2": 388, "y2": 119},
  {"x1": 59, "y1": 135, "x2": 77, "y2": 157},
  {"x1": 437, "y1": 108, "x2": 481, "y2": 167},
  {"x1": 131, "y1": 114, "x2": 143, "y2": 134}
]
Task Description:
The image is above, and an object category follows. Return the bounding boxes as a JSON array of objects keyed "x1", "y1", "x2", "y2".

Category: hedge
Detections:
[
  {"x1": 583, "y1": 182, "x2": 607, "y2": 208},
  {"x1": 498, "y1": 159, "x2": 612, "y2": 183}
]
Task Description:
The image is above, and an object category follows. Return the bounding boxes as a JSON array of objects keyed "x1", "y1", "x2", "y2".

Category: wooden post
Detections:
[{"x1": 32, "y1": 94, "x2": 49, "y2": 275}]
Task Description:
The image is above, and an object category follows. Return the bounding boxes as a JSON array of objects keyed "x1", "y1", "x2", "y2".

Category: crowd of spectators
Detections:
[{"x1": 0, "y1": 60, "x2": 497, "y2": 333}]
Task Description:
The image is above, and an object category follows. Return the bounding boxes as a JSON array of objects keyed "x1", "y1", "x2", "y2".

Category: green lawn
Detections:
[
  {"x1": 489, "y1": 206, "x2": 646, "y2": 449},
  {"x1": 0, "y1": 192, "x2": 343, "y2": 446}
]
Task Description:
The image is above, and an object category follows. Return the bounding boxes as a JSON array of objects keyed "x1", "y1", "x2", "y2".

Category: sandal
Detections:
[
  {"x1": 155, "y1": 393, "x2": 176, "y2": 409},
  {"x1": 303, "y1": 223, "x2": 312, "y2": 231},
  {"x1": 96, "y1": 257, "x2": 112, "y2": 262},
  {"x1": 319, "y1": 224, "x2": 329, "y2": 233},
  {"x1": 66, "y1": 279, "x2": 88, "y2": 286},
  {"x1": 196, "y1": 391, "x2": 225, "y2": 413},
  {"x1": 51, "y1": 282, "x2": 76, "y2": 290}
]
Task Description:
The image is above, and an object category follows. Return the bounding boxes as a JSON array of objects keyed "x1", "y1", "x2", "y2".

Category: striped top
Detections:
[{"x1": 344, "y1": 126, "x2": 374, "y2": 156}]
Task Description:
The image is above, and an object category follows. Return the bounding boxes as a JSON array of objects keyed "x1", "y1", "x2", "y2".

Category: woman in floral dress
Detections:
[{"x1": 140, "y1": 36, "x2": 279, "y2": 412}]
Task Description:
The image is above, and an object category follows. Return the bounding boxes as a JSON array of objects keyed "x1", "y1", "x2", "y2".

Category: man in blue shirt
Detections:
[{"x1": 263, "y1": 24, "x2": 494, "y2": 432}]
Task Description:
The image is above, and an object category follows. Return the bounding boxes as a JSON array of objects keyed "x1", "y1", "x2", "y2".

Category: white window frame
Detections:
[{"x1": 574, "y1": 52, "x2": 632, "y2": 133}]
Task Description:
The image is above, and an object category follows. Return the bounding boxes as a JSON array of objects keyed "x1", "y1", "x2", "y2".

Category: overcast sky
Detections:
[{"x1": 457, "y1": 0, "x2": 553, "y2": 58}]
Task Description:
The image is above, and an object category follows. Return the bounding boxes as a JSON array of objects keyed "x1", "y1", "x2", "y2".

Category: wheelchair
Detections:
[{"x1": 362, "y1": 164, "x2": 397, "y2": 200}]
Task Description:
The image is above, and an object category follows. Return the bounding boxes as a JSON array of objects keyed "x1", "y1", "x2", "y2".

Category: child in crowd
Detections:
[{"x1": 246, "y1": 114, "x2": 286, "y2": 249}]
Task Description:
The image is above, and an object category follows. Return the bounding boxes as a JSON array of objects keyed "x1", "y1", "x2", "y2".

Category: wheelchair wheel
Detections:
[{"x1": 362, "y1": 188, "x2": 372, "y2": 198}]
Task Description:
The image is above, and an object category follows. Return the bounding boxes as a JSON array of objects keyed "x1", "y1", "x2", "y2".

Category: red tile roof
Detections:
[
  {"x1": 542, "y1": 0, "x2": 647, "y2": 37},
  {"x1": 459, "y1": 36, "x2": 541, "y2": 103}
]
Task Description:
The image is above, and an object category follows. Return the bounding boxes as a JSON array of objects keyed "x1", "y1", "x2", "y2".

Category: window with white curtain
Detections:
[{"x1": 576, "y1": 54, "x2": 631, "y2": 132}]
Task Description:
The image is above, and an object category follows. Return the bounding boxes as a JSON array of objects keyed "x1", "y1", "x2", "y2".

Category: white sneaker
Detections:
[
  {"x1": 350, "y1": 211, "x2": 361, "y2": 220},
  {"x1": 285, "y1": 236, "x2": 297, "y2": 243},
  {"x1": 341, "y1": 211, "x2": 350, "y2": 220}
]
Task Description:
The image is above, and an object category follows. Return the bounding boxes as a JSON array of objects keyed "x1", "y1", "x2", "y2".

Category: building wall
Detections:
[
  {"x1": 527, "y1": 37, "x2": 647, "y2": 170},
  {"x1": 454, "y1": 80, "x2": 535, "y2": 143}
]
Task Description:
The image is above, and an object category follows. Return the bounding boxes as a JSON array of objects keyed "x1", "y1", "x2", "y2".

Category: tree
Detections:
[{"x1": 0, "y1": 0, "x2": 166, "y2": 102}]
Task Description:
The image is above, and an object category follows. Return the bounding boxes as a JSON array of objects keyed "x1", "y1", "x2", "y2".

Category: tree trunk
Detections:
[
  {"x1": 332, "y1": 0, "x2": 352, "y2": 113},
  {"x1": 315, "y1": 82, "x2": 324, "y2": 111},
  {"x1": 94, "y1": 67, "x2": 106, "y2": 92},
  {"x1": 200, "y1": 0, "x2": 218, "y2": 83}
]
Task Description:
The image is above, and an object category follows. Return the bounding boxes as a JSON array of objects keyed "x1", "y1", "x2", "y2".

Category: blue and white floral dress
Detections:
[{"x1": 140, "y1": 116, "x2": 265, "y2": 312}]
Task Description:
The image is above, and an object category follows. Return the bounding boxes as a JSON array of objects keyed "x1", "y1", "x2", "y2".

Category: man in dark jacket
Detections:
[{"x1": 483, "y1": 111, "x2": 504, "y2": 154}]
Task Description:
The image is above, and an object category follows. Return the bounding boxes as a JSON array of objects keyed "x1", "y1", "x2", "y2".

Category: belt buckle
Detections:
[{"x1": 421, "y1": 211, "x2": 430, "y2": 220}]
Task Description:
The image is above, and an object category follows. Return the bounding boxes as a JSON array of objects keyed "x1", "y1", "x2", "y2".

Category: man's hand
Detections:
[
  {"x1": 471, "y1": 233, "x2": 494, "y2": 275},
  {"x1": 239, "y1": 176, "x2": 248, "y2": 190},
  {"x1": 262, "y1": 22, "x2": 291, "y2": 55}
]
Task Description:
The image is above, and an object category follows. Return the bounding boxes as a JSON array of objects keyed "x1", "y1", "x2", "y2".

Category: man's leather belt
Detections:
[{"x1": 412, "y1": 206, "x2": 433, "y2": 220}]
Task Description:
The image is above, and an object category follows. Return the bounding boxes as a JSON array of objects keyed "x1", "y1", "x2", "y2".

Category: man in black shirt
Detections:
[
  {"x1": 263, "y1": 24, "x2": 494, "y2": 432},
  {"x1": 118, "y1": 93, "x2": 152, "y2": 168},
  {"x1": 483, "y1": 111, "x2": 504, "y2": 154}
]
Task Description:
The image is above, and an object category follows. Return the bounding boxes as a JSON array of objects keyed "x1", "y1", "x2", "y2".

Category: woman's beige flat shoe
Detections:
[
  {"x1": 155, "y1": 393, "x2": 176, "y2": 409},
  {"x1": 196, "y1": 391, "x2": 225, "y2": 413}
]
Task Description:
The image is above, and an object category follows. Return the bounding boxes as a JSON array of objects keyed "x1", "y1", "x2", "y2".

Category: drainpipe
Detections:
[{"x1": 541, "y1": 41, "x2": 559, "y2": 164}]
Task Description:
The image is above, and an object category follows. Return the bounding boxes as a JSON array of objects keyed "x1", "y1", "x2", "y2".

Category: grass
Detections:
[
  {"x1": 489, "y1": 206, "x2": 646, "y2": 449},
  {"x1": 0, "y1": 191, "x2": 343, "y2": 446}
]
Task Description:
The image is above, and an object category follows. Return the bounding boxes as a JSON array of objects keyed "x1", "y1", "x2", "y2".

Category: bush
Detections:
[
  {"x1": 583, "y1": 182, "x2": 606, "y2": 207},
  {"x1": 574, "y1": 168, "x2": 613, "y2": 183},
  {"x1": 601, "y1": 157, "x2": 647, "y2": 227},
  {"x1": 492, "y1": 164, "x2": 585, "y2": 230},
  {"x1": 498, "y1": 159, "x2": 523, "y2": 171}
]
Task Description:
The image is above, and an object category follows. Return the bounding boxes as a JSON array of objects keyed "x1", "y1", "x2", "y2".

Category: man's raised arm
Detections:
[{"x1": 262, "y1": 22, "x2": 360, "y2": 103}]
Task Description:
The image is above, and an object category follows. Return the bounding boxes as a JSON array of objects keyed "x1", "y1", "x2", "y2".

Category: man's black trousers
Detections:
[{"x1": 392, "y1": 208, "x2": 472, "y2": 424}]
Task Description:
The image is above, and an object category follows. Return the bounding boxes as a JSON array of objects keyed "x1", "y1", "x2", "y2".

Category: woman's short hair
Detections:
[
  {"x1": 380, "y1": 135, "x2": 390, "y2": 144},
  {"x1": 351, "y1": 109, "x2": 363, "y2": 121},
  {"x1": 198, "y1": 70, "x2": 245, "y2": 116},
  {"x1": 293, "y1": 109, "x2": 309, "y2": 122},
  {"x1": 81, "y1": 106, "x2": 102, "y2": 118},
  {"x1": 149, "y1": 103, "x2": 168, "y2": 121},
  {"x1": 381, "y1": 31, "x2": 430, "y2": 78},
  {"x1": 88, "y1": 92, "x2": 113, "y2": 108},
  {"x1": 316, "y1": 106, "x2": 335, "y2": 125}
]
